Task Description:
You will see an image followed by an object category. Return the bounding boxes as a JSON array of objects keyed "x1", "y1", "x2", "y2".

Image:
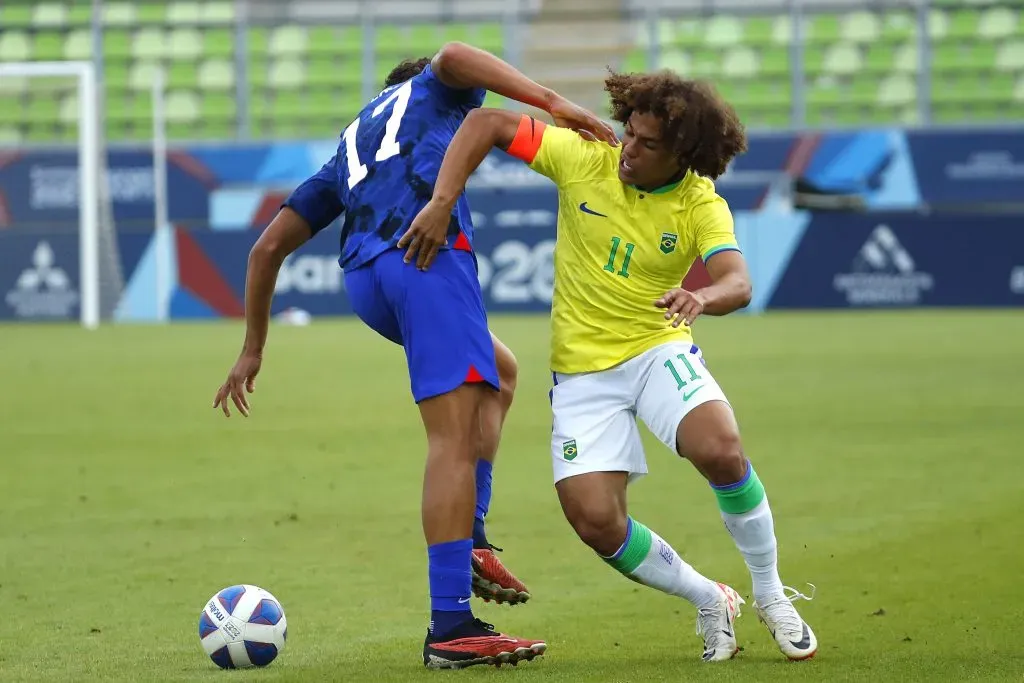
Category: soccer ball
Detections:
[{"x1": 198, "y1": 584, "x2": 288, "y2": 669}]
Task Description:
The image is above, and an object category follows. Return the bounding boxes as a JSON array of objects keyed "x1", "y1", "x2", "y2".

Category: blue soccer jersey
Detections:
[{"x1": 284, "y1": 64, "x2": 484, "y2": 270}]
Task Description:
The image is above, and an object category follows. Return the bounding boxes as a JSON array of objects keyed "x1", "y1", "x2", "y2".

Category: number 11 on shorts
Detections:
[{"x1": 665, "y1": 353, "x2": 702, "y2": 389}]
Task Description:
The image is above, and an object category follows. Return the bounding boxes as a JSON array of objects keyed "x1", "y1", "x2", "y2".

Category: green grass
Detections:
[{"x1": 2, "y1": 311, "x2": 1023, "y2": 682}]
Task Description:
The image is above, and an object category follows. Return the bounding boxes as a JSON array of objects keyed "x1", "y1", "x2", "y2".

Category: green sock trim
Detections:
[
  {"x1": 714, "y1": 464, "x2": 766, "y2": 515},
  {"x1": 604, "y1": 518, "x2": 652, "y2": 575}
]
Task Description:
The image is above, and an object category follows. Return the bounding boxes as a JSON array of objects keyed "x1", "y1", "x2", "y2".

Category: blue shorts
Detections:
[{"x1": 344, "y1": 248, "x2": 499, "y2": 403}]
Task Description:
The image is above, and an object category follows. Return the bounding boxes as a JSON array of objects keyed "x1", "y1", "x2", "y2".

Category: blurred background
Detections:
[{"x1": 0, "y1": 0, "x2": 1022, "y2": 323}]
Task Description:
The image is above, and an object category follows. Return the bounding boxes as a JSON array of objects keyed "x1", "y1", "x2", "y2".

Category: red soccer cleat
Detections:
[
  {"x1": 423, "y1": 618, "x2": 546, "y2": 669},
  {"x1": 472, "y1": 547, "x2": 531, "y2": 605}
]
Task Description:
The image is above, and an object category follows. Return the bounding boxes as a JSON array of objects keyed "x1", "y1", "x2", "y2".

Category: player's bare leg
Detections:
[
  {"x1": 556, "y1": 471, "x2": 742, "y2": 662},
  {"x1": 419, "y1": 382, "x2": 545, "y2": 669},
  {"x1": 676, "y1": 401, "x2": 818, "y2": 661},
  {"x1": 470, "y1": 334, "x2": 531, "y2": 605}
]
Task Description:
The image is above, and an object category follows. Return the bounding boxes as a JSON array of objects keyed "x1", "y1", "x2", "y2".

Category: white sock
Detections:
[
  {"x1": 604, "y1": 518, "x2": 720, "y2": 609},
  {"x1": 721, "y1": 497, "x2": 785, "y2": 603}
]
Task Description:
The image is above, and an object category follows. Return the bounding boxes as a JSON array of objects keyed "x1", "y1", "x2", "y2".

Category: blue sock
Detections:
[
  {"x1": 473, "y1": 460, "x2": 493, "y2": 549},
  {"x1": 428, "y1": 538, "x2": 473, "y2": 636}
]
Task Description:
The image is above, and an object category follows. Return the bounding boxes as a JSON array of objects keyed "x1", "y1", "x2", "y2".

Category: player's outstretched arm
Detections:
[
  {"x1": 398, "y1": 109, "x2": 523, "y2": 270},
  {"x1": 431, "y1": 42, "x2": 617, "y2": 145},
  {"x1": 212, "y1": 208, "x2": 312, "y2": 417}
]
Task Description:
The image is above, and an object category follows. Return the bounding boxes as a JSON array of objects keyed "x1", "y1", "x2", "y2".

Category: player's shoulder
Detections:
[
  {"x1": 671, "y1": 172, "x2": 731, "y2": 225},
  {"x1": 540, "y1": 126, "x2": 619, "y2": 176}
]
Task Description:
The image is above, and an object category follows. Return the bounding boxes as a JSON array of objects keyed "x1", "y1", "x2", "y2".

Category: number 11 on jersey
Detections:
[{"x1": 343, "y1": 80, "x2": 413, "y2": 189}]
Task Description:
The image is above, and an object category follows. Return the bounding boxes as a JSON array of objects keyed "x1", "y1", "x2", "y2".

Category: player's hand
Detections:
[
  {"x1": 655, "y1": 288, "x2": 706, "y2": 328},
  {"x1": 213, "y1": 350, "x2": 261, "y2": 417},
  {"x1": 548, "y1": 96, "x2": 619, "y2": 146},
  {"x1": 399, "y1": 198, "x2": 450, "y2": 271}
]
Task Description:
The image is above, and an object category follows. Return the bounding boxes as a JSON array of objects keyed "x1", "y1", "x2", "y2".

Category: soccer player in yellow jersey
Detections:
[{"x1": 401, "y1": 70, "x2": 817, "y2": 663}]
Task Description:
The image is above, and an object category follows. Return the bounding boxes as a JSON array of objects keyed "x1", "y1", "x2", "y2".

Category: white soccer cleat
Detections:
[
  {"x1": 754, "y1": 584, "x2": 818, "y2": 661},
  {"x1": 696, "y1": 582, "x2": 744, "y2": 662}
]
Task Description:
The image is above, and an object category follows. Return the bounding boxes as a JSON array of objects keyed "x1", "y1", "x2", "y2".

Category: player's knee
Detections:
[
  {"x1": 563, "y1": 502, "x2": 627, "y2": 556},
  {"x1": 689, "y1": 431, "x2": 746, "y2": 486}
]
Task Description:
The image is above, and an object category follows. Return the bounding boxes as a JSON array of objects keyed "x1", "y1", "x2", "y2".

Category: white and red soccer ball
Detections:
[{"x1": 198, "y1": 584, "x2": 287, "y2": 669}]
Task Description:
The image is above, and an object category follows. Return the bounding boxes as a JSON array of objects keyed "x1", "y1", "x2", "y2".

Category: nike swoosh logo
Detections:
[
  {"x1": 579, "y1": 202, "x2": 608, "y2": 217},
  {"x1": 682, "y1": 385, "x2": 706, "y2": 401},
  {"x1": 458, "y1": 597, "x2": 471, "y2": 604},
  {"x1": 790, "y1": 623, "x2": 811, "y2": 649}
]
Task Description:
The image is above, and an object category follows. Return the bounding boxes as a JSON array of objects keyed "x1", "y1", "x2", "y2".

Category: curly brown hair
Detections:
[
  {"x1": 605, "y1": 70, "x2": 747, "y2": 180},
  {"x1": 384, "y1": 57, "x2": 432, "y2": 88}
]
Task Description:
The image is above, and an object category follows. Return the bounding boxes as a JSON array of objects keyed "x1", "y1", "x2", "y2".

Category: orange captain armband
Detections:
[{"x1": 506, "y1": 115, "x2": 547, "y2": 164}]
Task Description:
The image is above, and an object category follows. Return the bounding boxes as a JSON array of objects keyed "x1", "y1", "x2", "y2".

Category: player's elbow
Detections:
[
  {"x1": 432, "y1": 41, "x2": 475, "y2": 88},
  {"x1": 736, "y1": 280, "x2": 752, "y2": 309}
]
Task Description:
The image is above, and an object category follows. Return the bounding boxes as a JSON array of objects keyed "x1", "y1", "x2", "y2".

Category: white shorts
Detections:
[{"x1": 550, "y1": 341, "x2": 730, "y2": 484}]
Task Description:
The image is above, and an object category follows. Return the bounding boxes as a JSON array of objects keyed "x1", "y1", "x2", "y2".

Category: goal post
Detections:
[{"x1": 0, "y1": 61, "x2": 99, "y2": 329}]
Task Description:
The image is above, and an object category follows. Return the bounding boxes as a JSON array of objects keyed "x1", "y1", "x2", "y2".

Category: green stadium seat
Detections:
[
  {"x1": 978, "y1": 7, "x2": 1018, "y2": 39},
  {"x1": 202, "y1": 92, "x2": 237, "y2": 120},
  {"x1": 133, "y1": 28, "x2": 168, "y2": 60},
  {"x1": 129, "y1": 61, "x2": 162, "y2": 91},
  {"x1": 68, "y1": 4, "x2": 93, "y2": 26},
  {"x1": 103, "y1": 3, "x2": 137, "y2": 26},
  {"x1": 169, "y1": 28, "x2": 204, "y2": 60},
  {"x1": 271, "y1": 92, "x2": 304, "y2": 120},
  {"x1": 1015, "y1": 76, "x2": 1024, "y2": 101},
  {"x1": 408, "y1": 25, "x2": 444, "y2": 54},
  {"x1": 824, "y1": 43, "x2": 863, "y2": 76},
  {"x1": 0, "y1": 96, "x2": 24, "y2": 124},
  {"x1": 841, "y1": 12, "x2": 880, "y2": 43},
  {"x1": 168, "y1": 122, "x2": 198, "y2": 139},
  {"x1": 308, "y1": 26, "x2": 339, "y2": 56},
  {"x1": 137, "y1": 3, "x2": 168, "y2": 25},
  {"x1": 33, "y1": 33, "x2": 65, "y2": 61},
  {"x1": 270, "y1": 26, "x2": 308, "y2": 58},
  {"x1": 878, "y1": 75, "x2": 916, "y2": 106},
  {"x1": 33, "y1": 3, "x2": 67, "y2": 27},
  {"x1": 864, "y1": 44, "x2": 896, "y2": 74},
  {"x1": 770, "y1": 15, "x2": 794, "y2": 44},
  {"x1": 105, "y1": 60, "x2": 132, "y2": 90},
  {"x1": 169, "y1": 62, "x2": 198, "y2": 89},
  {"x1": 103, "y1": 31, "x2": 133, "y2": 59},
  {"x1": 201, "y1": 28, "x2": 234, "y2": 59},
  {"x1": 248, "y1": 27, "x2": 270, "y2": 56},
  {"x1": 881, "y1": 12, "x2": 916, "y2": 43},
  {"x1": 947, "y1": 10, "x2": 981, "y2": 39},
  {"x1": 0, "y1": 126, "x2": 22, "y2": 143},
  {"x1": 0, "y1": 76, "x2": 28, "y2": 94},
  {"x1": 808, "y1": 14, "x2": 841, "y2": 44},
  {"x1": 63, "y1": 30, "x2": 93, "y2": 60},
  {"x1": 269, "y1": 59, "x2": 306, "y2": 89},
  {"x1": 705, "y1": 16, "x2": 743, "y2": 47},
  {"x1": 166, "y1": 90, "x2": 200, "y2": 123},
  {"x1": 0, "y1": 32, "x2": 32, "y2": 62},
  {"x1": 167, "y1": 2, "x2": 202, "y2": 24},
  {"x1": 200, "y1": 118, "x2": 233, "y2": 139},
  {"x1": 59, "y1": 93, "x2": 79, "y2": 124},
  {"x1": 928, "y1": 10, "x2": 951, "y2": 39},
  {"x1": 673, "y1": 20, "x2": 703, "y2": 48},
  {"x1": 1, "y1": 5, "x2": 33, "y2": 28},
  {"x1": 804, "y1": 46, "x2": 827, "y2": 76},
  {"x1": 743, "y1": 17, "x2": 774, "y2": 46},
  {"x1": 996, "y1": 41, "x2": 1024, "y2": 71},
  {"x1": 198, "y1": 60, "x2": 235, "y2": 90},
  {"x1": 760, "y1": 48, "x2": 790, "y2": 76},
  {"x1": 202, "y1": 2, "x2": 235, "y2": 24},
  {"x1": 895, "y1": 43, "x2": 918, "y2": 74},
  {"x1": 27, "y1": 96, "x2": 60, "y2": 124},
  {"x1": 722, "y1": 47, "x2": 758, "y2": 78}
]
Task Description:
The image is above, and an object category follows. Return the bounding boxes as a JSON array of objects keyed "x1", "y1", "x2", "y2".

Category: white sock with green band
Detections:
[
  {"x1": 713, "y1": 460, "x2": 785, "y2": 602},
  {"x1": 602, "y1": 517, "x2": 720, "y2": 609}
]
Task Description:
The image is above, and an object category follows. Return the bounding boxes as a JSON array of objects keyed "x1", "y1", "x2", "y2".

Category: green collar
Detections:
[{"x1": 631, "y1": 177, "x2": 684, "y2": 195}]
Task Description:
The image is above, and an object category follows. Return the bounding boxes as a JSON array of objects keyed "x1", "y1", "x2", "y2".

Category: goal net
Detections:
[{"x1": 0, "y1": 60, "x2": 132, "y2": 329}]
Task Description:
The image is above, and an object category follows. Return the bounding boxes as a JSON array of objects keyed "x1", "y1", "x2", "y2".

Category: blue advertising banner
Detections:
[
  {"x1": 0, "y1": 233, "x2": 80, "y2": 320},
  {"x1": 767, "y1": 213, "x2": 1024, "y2": 308},
  {"x1": 906, "y1": 129, "x2": 1024, "y2": 208}
]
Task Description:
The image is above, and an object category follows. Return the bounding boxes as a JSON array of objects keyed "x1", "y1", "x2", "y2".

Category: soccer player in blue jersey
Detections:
[{"x1": 212, "y1": 42, "x2": 616, "y2": 669}]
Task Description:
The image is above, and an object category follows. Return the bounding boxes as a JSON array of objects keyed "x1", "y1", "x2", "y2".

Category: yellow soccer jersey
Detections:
[{"x1": 511, "y1": 122, "x2": 741, "y2": 374}]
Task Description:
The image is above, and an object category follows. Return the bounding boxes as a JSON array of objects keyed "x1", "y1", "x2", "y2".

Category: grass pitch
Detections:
[{"x1": 2, "y1": 311, "x2": 1023, "y2": 682}]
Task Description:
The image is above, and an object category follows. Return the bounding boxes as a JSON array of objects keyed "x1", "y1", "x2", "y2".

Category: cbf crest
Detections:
[
  {"x1": 660, "y1": 232, "x2": 678, "y2": 254},
  {"x1": 562, "y1": 439, "x2": 578, "y2": 461}
]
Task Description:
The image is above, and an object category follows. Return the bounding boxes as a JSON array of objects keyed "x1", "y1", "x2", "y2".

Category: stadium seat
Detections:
[
  {"x1": 0, "y1": 32, "x2": 32, "y2": 62},
  {"x1": 198, "y1": 60, "x2": 235, "y2": 90},
  {"x1": 33, "y1": 3, "x2": 68, "y2": 27},
  {"x1": 63, "y1": 30, "x2": 93, "y2": 60}
]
